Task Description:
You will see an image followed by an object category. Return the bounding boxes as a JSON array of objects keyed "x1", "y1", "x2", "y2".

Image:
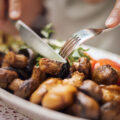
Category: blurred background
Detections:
[{"x1": 0, "y1": 0, "x2": 120, "y2": 54}]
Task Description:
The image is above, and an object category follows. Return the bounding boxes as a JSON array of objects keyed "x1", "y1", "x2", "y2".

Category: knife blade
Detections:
[{"x1": 15, "y1": 20, "x2": 66, "y2": 63}]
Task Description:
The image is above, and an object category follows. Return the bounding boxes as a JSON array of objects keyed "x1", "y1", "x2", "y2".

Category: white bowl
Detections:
[{"x1": 0, "y1": 45, "x2": 120, "y2": 120}]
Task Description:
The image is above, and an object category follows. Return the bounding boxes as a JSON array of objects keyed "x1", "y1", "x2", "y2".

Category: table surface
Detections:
[{"x1": 0, "y1": 100, "x2": 31, "y2": 120}]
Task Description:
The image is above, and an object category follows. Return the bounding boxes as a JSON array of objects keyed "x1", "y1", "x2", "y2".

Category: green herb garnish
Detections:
[{"x1": 41, "y1": 23, "x2": 54, "y2": 38}]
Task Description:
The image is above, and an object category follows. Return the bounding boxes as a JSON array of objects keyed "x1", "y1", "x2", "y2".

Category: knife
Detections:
[{"x1": 14, "y1": 20, "x2": 66, "y2": 63}]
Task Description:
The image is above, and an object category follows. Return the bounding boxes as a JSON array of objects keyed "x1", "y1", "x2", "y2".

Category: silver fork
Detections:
[{"x1": 59, "y1": 27, "x2": 116, "y2": 58}]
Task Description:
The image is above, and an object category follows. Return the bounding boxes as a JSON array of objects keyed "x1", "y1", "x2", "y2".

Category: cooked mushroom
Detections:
[
  {"x1": 72, "y1": 57, "x2": 91, "y2": 78},
  {"x1": 2, "y1": 51, "x2": 28, "y2": 68},
  {"x1": 18, "y1": 48, "x2": 36, "y2": 73},
  {"x1": 101, "y1": 85, "x2": 120, "y2": 103},
  {"x1": 92, "y1": 65, "x2": 118, "y2": 85},
  {"x1": 0, "y1": 52, "x2": 5, "y2": 67},
  {"x1": 66, "y1": 92, "x2": 100, "y2": 120},
  {"x1": 14, "y1": 66, "x2": 45, "y2": 98},
  {"x1": 30, "y1": 78, "x2": 62, "y2": 104},
  {"x1": 0, "y1": 68, "x2": 18, "y2": 88},
  {"x1": 39, "y1": 58, "x2": 70, "y2": 78},
  {"x1": 63, "y1": 71, "x2": 84, "y2": 87},
  {"x1": 9, "y1": 78, "x2": 23, "y2": 91},
  {"x1": 42, "y1": 84, "x2": 77, "y2": 110},
  {"x1": 101, "y1": 101, "x2": 120, "y2": 120},
  {"x1": 80, "y1": 80, "x2": 102, "y2": 101}
]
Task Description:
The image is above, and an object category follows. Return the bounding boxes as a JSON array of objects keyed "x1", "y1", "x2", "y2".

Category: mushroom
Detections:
[
  {"x1": 101, "y1": 101, "x2": 120, "y2": 120},
  {"x1": 80, "y1": 80, "x2": 102, "y2": 102},
  {"x1": 63, "y1": 71, "x2": 84, "y2": 87},
  {"x1": 2, "y1": 51, "x2": 28, "y2": 68},
  {"x1": 30, "y1": 78, "x2": 62, "y2": 104},
  {"x1": 39, "y1": 58, "x2": 70, "y2": 78},
  {"x1": 14, "y1": 66, "x2": 45, "y2": 98},
  {"x1": 0, "y1": 68, "x2": 18, "y2": 88},
  {"x1": 92, "y1": 65, "x2": 118, "y2": 85},
  {"x1": 42, "y1": 84, "x2": 77, "y2": 110},
  {"x1": 0, "y1": 52, "x2": 5, "y2": 67},
  {"x1": 72, "y1": 57, "x2": 91, "y2": 78},
  {"x1": 66, "y1": 92, "x2": 100, "y2": 120},
  {"x1": 101, "y1": 85, "x2": 120, "y2": 103}
]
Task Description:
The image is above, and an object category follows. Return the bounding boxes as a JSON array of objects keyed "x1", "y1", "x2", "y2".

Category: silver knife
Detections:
[{"x1": 14, "y1": 20, "x2": 66, "y2": 63}]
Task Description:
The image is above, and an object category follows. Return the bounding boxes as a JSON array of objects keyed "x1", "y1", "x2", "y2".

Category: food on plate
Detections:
[
  {"x1": 42, "y1": 84, "x2": 77, "y2": 110},
  {"x1": 80, "y1": 80, "x2": 102, "y2": 101},
  {"x1": 30, "y1": 78, "x2": 62, "y2": 104},
  {"x1": 101, "y1": 85, "x2": 120, "y2": 103},
  {"x1": 1, "y1": 37, "x2": 120, "y2": 120},
  {"x1": 66, "y1": 92, "x2": 100, "y2": 120},
  {"x1": 92, "y1": 65, "x2": 118, "y2": 85},
  {"x1": 101, "y1": 101, "x2": 120, "y2": 120},
  {"x1": 72, "y1": 57, "x2": 91, "y2": 78}
]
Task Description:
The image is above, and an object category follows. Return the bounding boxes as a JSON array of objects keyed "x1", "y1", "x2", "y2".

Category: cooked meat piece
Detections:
[
  {"x1": 30, "y1": 78, "x2": 62, "y2": 104},
  {"x1": 63, "y1": 71, "x2": 84, "y2": 87},
  {"x1": 101, "y1": 85, "x2": 120, "y2": 103},
  {"x1": 66, "y1": 92, "x2": 100, "y2": 120},
  {"x1": 0, "y1": 52, "x2": 5, "y2": 67},
  {"x1": 2, "y1": 51, "x2": 28, "y2": 68},
  {"x1": 92, "y1": 65, "x2": 118, "y2": 85},
  {"x1": 15, "y1": 66, "x2": 45, "y2": 98},
  {"x1": 80, "y1": 80, "x2": 102, "y2": 101},
  {"x1": 72, "y1": 57, "x2": 91, "y2": 78},
  {"x1": 9, "y1": 79, "x2": 23, "y2": 91},
  {"x1": 42, "y1": 84, "x2": 77, "y2": 110},
  {"x1": 39, "y1": 58, "x2": 70, "y2": 78},
  {"x1": 0, "y1": 68, "x2": 18, "y2": 88},
  {"x1": 101, "y1": 101, "x2": 120, "y2": 120}
]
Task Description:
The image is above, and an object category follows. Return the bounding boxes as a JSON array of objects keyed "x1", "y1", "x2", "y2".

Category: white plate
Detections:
[{"x1": 0, "y1": 45, "x2": 120, "y2": 120}]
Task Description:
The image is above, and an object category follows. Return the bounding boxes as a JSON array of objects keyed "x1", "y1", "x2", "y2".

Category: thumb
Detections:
[{"x1": 105, "y1": 0, "x2": 120, "y2": 28}]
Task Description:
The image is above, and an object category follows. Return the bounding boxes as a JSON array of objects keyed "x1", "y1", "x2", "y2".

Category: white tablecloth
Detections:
[{"x1": 0, "y1": 100, "x2": 31, "y2": 120}]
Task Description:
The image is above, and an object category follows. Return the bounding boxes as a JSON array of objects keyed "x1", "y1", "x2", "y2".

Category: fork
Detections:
[{"x1": 59, "y1": 27, "x2": 116, "y2": 59}]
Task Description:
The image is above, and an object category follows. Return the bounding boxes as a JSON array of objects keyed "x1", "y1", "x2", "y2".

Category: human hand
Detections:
[
  {"x1": 0, "y1": 0, "x2": 43, "y2": 35},
  {"x1": 105, "y1": 0, "x2": 120, "y2": 28}
]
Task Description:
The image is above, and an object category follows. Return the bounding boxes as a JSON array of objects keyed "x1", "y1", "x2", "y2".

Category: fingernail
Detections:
[
  {"x1": 105, "y1": 17, "x2": 116, "y2": 26},
  {"x1": 10, "y1": 11, "x2": 20, "y2": 19}
]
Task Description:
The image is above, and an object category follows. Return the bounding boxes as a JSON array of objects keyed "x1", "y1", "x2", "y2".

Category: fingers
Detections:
[
  {"x1": 9, "y1": 0, "x2": 21, "y2": 20},
  {"x1": 105, "y1": 0, "x2": 120, "y2": 28},
  {"x1": 0, "y1": 0, "x2": 5, "y2": 20}
]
